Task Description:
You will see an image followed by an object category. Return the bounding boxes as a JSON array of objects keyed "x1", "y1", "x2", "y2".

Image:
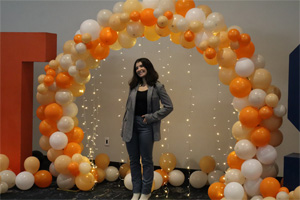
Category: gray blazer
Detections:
[{"x1": 121, "y1": 82, "x2": 173, "y2": 142}]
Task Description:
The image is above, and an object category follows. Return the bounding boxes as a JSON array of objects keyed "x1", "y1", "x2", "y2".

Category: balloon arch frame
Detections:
[{"x1": 34, "y1": 0, "x2": 286, "y2": 199}]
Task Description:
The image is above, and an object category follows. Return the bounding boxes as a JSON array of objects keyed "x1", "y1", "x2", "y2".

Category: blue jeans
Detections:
[{"x1": 126, "y1": 116, "x2": 154, "y2": 194}]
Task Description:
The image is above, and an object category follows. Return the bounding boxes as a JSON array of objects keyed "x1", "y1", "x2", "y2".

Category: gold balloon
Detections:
[
  {"x1": 155, "y1": 25, "x2": 171, "y2": 37},
  {"x1": 123, "y1": 0, "x2": 143, "y2": 14},
  {"x1": 69, "y1": 81, "x2": 86, "y2": 97},
  {"x1": 75, "y1": 173, "x2": 95, "y2": 191},
  {"x1": 218, "y1": 67, "x2": 238, "y2": 85},
  {"x1": 63, "y1": 40, "x2": 75, "y2": 54},
  {"x1": 49, "y1": 60, "x2": 59, "y2": 70},
  {"x1": 118, "y1": 30, "x2": 136, "y2": 48},
  {"x1": 189, "y1": 21, "x2": 203, "y2": 33},
  {"x1": 81, "y1": 33, "x2": 92, "y2": 44},
  {"x1": 110, "y1": 40, "x2": 123, "y2": 51},
  {"x1": 265, "y1": 85, "x2": 281, "y2": 100},
  {"x1": 159, "y1": 153, "x2": 176, "y2": 173},
  {"x1": 96, "y1": 168, "x2": 106, "y2": 183},
  {"x1": 95, "y1": 153, "x2": 110, "y2": 170},
  {"x1": 265, "y1": 93, "x2": 279, "y2": 107},
  {"x1": 38, "y1": 74, "x2": 46, "y2": 84},
  {"x1": 197, "y1": 5, "x2": 212, "y2": 17},
  {"x1": 47, "y1": 148, "x2": 64, "y2": 162},
  {"x1": 39, "y1": 135, "x2": 51, "y2": 151},
  {"x1": 218, "y1": 31, "x2": 230, "y2": 49},
  {"x1": 85, "y1": 55, "x2": 100, "y2": 69},
  {"x1": 198, "y1": 40, "x2": 209, "y2": 51},
  {"x1": 157, "y1": 16, "x2": 168, "y2": 28},
  {"x1": 199, "y1": 156, "x2": 216, "y2": 173},
  {"x1": 119, "y1": 163, "x2": 130, "y2": 179},
  {"x1": 54, "y1": 155, "x2": 72, "y2": 174},
  {"x1": 204, "y1": 54, "x2": 218, "y2": 65},
  {"x1": 109, "y1": 13, "x2": 126, "y2": 32},
  {"x1": 170, "y1": 32, "x2": 181, "y2": 45},
  {"x1": 36, "y1": 91, "x2": 55, "y2": 105},
  {"x1": 74, "y1": 74, "x2": 91, "y2": 85},
  {"x1": 79, "y1": 68, "x2": 90, "y2": 78},
  {"x1": 144, "y1": 25, "x2": 160, "y2": 42},
  {"x1": 72, "y1": 153, "x2": 83, "y2": 164},
  {"x1": 249, "y1": 68, "x2": 272, "y2": 90},
  {"x1": 217, "y1": 48, "x2": 237, "y2": 68},
  {"x1": 0, "y1": 154, "x2": 9, "y2": 171},
  {"x1": 24, "y1": 156, "x2": 40, "y2": 174},
  {"x1": 120, "y1": 13, "x2": 130, "y2": 24},
  {"x1": 208, "y1": 36, "x2": 220, "y2": 49}
]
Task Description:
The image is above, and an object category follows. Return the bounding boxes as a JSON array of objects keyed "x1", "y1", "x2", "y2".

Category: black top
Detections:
[{"x1": 135, "y1": 90, "x2": 148, "y2": 116}]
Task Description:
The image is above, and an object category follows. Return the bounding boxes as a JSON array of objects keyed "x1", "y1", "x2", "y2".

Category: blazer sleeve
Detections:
[{"x1": 145, "y1": 84, "x2": 173, "y2": 124}]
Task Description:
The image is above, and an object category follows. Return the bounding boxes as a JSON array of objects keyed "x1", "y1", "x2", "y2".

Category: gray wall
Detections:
[{"x1": 1, "y1": 0, "x2": 299, "y2": 176}]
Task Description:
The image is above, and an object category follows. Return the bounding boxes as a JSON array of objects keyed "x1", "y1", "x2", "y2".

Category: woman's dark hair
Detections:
[{"x1": 129, "y1": 58, "x2": 159, "y2": 89}]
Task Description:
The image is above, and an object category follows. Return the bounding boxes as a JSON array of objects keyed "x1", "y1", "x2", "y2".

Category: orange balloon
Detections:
[
  {"x1": 46, "y1": 68, "x2": 56, "y2": 77},
  {"x1": 66, "y1": 127, "x2": 84, "y2": 143},
  {"x1": 100, "y1": 27, "x2": 118, "y2": 46},
  {"x1": 39, "y1": 119, "x2": 58, "y2": 137},
  {"x1": 239, "y1": 106, "x2": 262, "y2": 128},
  {"x1": 260, "y1": 177, "x2": 281, "y2": 198},
  {"x1": 208, "y1": 182, "x2": 225, "y2": 200},
  {"x1": 235, "y1": 41, "x2": 255, "y2": 59},
  {"x1": 250, "y1": 126, "x2": 271, "y2": 147},
  {"x1": 259, "y1": 106, "x2": 274, "y2": 120},
  {"x1": 74, "y1": 34, "x2": 82, "y2": 44},
  {"x1": 228, "y1": 29, "x2": 240, "y2": 42},
  {"x1": 68, "y1": 161, "x2": 80, "y2": 176},
  {"x1": 239, "y1": 33, "x2": 251, "y2": 46},
  {"x1": 219, "y1": 175, "x2": 225, "y2": 183},
  {"x1": 140, "y1": 8, "x2": 157, "y2": 26},
  {"x1": 63, "y1": 142, "x2": 82, "y2": 157},
  {"x1": 86, "y1": 39, "x2": 100, "y2": 50},
  {"x1": 279, "y1": 187, "x2": 289, "y2": 193},
  {"x1": 43, "y1": 75, "x2": 55, "y2": 87},
  {"x1": 164, "y1": 11, "x2": 173, "y2": 20},
  {"x1": 44, "y1": 64, "x2": 51, "y2": 72},
  {"x1": 34, "y1": 170, "x2": 53, "y2": 188},
  {"x1": 196, "y1": 46, "x2": 204, "y2": 54},
  {"x1": 155, "y1": 169, "x2": 169, "y2": 185},
  {"x1": 205, "y1": 47, "x2": 217, "y2": 59},
  {"x1": 130, "y1": 11, "x2": 140, "y2": 21},
  {"x1": 56, "y1": 72, "x2": 73, "y2": 89},
  {"x1": 227, "y1": 151, "x2": 245, "y2": 170},
  {"x1": 229, "y1": 77, "x2": 252, "y2": 98},
  {"x1": 36, "y1": 105, "x2": 46, "y2": 120},
  {"x1": 175, "y1": 0, "x2": 196, "y2": 17},
  {"x1": 90, "y1": 43, "x2": 110, "y2": 60},
  {"x1": 184, "y1": 30, "x2": 195, "y2": 42},
  {"x1": 44, "y1": 103, "x2": 63, "y2": 121}
]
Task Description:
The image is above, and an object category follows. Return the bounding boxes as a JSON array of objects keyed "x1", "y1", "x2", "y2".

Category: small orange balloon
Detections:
[
  {"x1": 250, "y1": 126, "x2": 271, "y2": 147},
  {"x1": 259, "y1": 106, "x2": 274, "y2": 119},
  {"x1": 36, "y1": 105, "x2": 46, "y2": 120},
  {"x1": 184, "y1": 30, "x2": 195, "y2": 42},
  {"x1": 236, "y1": 41, "x2": 255, "y2": 59},
  {"x1": 46, "y1": 68, "x2": 56, "y2": 77},
  {"x1": 155, "y1": 169, "x2": 169, "y2": 185},
  {"x1": 68, "y1": 161, "x2": 80, "y2": 177},
  {"x1": 228, "y1": 29, "x2": 240, "y2": 42},
  {"x1": 279, "y1": 187, "x2": 289, "y2": 194},
  {"x1": 260, "y1": 177, "x2": 281, "y2": 198},
  {"x1": 44, "y1": 64, "x2": 50, "y2": 72},
  {"x1": 34, "y1": 170, "x2": 52, "y2": 188},
  {"x1": 227, "y1": 151, "x2": 245, "y2": 170},
  {"x1": 66, "y1": 127, "x2": 84, "y2": 143},
  {"x1": 56, "y1": 72, "x2": 73, "y2": 89},
  {"x1": 63, "y1": 142, "x2": 82, "y2": 157},
  {"x1": 74, "y1": 34, "x2": 82, "y2": 44},
  {"x1": 175, "y1": 0, "x2": 196, "y2": 17},
  {"x1": 39, "y1": 119, "x2": 58, "y2": 137},
  {"x1": 164, "y1": 11, "x2": 173, "y2": 20},
  {"x1": 44, "y1": 103, "x2": 63, "y2": 121},
  {"x1": 140, "y1": 8, "x2": 157, "y2": 26},
  {"x1": 208, "y1": 182, "x2": 225, "y2": 200},
  {"x1": 219, "y1": 175, "x2": 225, "y2": 183},
  {"x1": 205, "y1": 47, "x2": 217, "y2": 59},
  {"x1": 239, "y1": 33, "x2": 251, "y2": 46},
  {"x1": 239, "y1": 106, "x2": 262, "y2": 128},
  {"x1": 229, "y1": 77, "x2": 252, "y2": 98},
  {"x1": 90, "y1": 43, "x2": 110, "y2": 60},
  {"x1": 100, "y1": 27, "x2": 118, "y2": 46},
  {"x1": 130, "y1": 11, "x2": 140, "y2": 21},
  {"x1": 43, "y1": 75, "x2": 55, "y2": 87}
]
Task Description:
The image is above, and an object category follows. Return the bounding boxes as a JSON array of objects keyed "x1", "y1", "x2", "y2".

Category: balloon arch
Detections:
[{"x1": 34, "y1": 0, "x2": 287, "y2": 199}]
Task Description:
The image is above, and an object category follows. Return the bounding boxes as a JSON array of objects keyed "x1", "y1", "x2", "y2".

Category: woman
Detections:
[{"x1": 121, "y1": 58, "x2": 173, "y2": 200}]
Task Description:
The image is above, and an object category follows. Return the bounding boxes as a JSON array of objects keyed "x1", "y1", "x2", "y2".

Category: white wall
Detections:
[{"x1": 1, "y1": 0, "x2": 299, "y2": 176}]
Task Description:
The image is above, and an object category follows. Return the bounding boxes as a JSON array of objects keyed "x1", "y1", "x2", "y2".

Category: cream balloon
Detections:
[
  {"x1": 55, "y1": 89, "x2": 73, "y2": 106},
  {"x1": 248, "y1": 89, "x2": 267, "y2": 108},
  {"x1": 232, "y1": 97, "x2": 250, "y2": 112},
  {"x1": 234, "y1": 139, "x2": 256, "y2": 160},
  {"x1": 80, "y1": 19, "x2": 100, "y2": 40},
  {"x1": 232, "y1": 121, "x2": 252, "y2": 140},
  {"x1": 126, "y1": 21, "x2": 144, "y2": 38},
  {"x1": 118, "y1": 30, "x2": 136, "y2": 48},
  {"x1": 0, "y1": 170, "x2": 16, "y2": 188},
  {"x1": 57, "y1": 116, "x2": 74, "y2": 133},
  {"x1": 62, "y1": 103, "x2": 78, "y2": 118},
  {"x1": 105, "y1": 166, "x2": 119, "y2": 182},
  {"x1": 225, "y1": 169, "x2": 245, "y2": 184},
  {"x1": 142, "y1": 0, "x2": 160, "y2": 9},
  {"x1": 185, "y1": 8, "x2": 206, "y2": 23},
  {"x1": 189, "y1": 171, "x2": 207, "y2": 189},
  {"x1": 112, "y1": 2, "x2": 123, "y2": 13},
  {"x1": 168, "y1": 170, "x2": 185, "y2": 187}
]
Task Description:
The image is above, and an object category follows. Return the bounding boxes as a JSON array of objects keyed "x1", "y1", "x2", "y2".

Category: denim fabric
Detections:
[{"x1": 126, "y1": 116, "x2": 154, "y2": 194}]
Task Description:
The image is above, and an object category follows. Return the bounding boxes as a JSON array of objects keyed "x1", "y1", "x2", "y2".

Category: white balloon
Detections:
[
  {"x1": 153, "y1": 171, "x2": 163, "y2": 190},
  {"x1": 80, "y1": 19, "x2": 100, "y2": 40},
  {"x1": 251, "y1": 54, "x2": 265, "y2": 69},
  {"x1": 153, "y1": 7, "x2": 164, "y2": 18},
  {"x1": 256, "y1": 145, "x2": 277, "y2": 165},
  {"x1": 273, "y1": 104, "x2": 286, "y2": 117},
  {"x1": 208, "y1": 170, "x2": 225, "y2": 185},
  {"x1": 75, "y1": 43, "x2": 86, "y2": 54},
  {"x1": 195, "y1": 31, "x2": 213, "y2": 47},
  {"x1": 232, "y1": 97, "x2": 250, "y2": 111},
  {"x1": 204, "y1": 12, "x2": 226, "y2": 32},
  {"x1": 185, "y1": 8, "x2": 206, "y2": 23},
  {"x1": 224, "y1": 182, "x2": 244, "y2": 200},
  {"x1": 235, "y1": 58, "x2": 255, "y2": 77},
  {"x1": 124, "y1": 173, "x2": 133, "y2": 190},
  {"x1": 60, "y1": 54, "x2": 73, "y2": 71},
  {"x1": 168, "y1": 14, "x2": 183, "y2": 33},
  {"x1": 261, "y1": 163, "x2": 278, "y2": 178},
  {"x1": 0, "y1": 181, "x2": 8, "y2": 194},
  {"x1": 0, "y1": 170, "x2": 16, "y2": 188},
  {"x1": 57, "y1": 116, "x2": 74, "y2": 133},
  {"x1": 157, "y1": 0, "x2": 175, "y2": 13},
  {"x1": 225, "y1": 169, "x2": 245, "y2": 185},
  {"x1": 168, "y1": 170, "x2": 185, "y2": 187},
  {"x1": 113, "y1": 2, "x2": 124, "y2": 13},
  {"x1": 63, "y1": 103, "x2": 78, "y2": 118},
  {"x1": 176, "y1": 18, "x2": 189, "y2": 32},
  {"x1": 234, "y1": 139, "x2": 257, "y2": 160},
  {"x1": 55, "y1": 89, "x2": 73, "y2": 106},
  {"x1": 97, "y1": 9, "x2": 112, "y2": 27},
  {"x1": 189, "y1": 171, "x2": 207, "y2": 189},
  {"x1": 241, "y1": 159, "x2": 263, "y2": 180},
  {"x1": 105, "y1": 166, "x2": 119, "y2": 182},
  {"x1": 49, "y1": 131, "x2": 68, "y2": 150},
  {"x1": 68, "y1": 66, "x2": 78, "y2": 77},
  {"x1": 276, "y1": 191, "x2": 289, "y2": 200},
  {"x1": 126, "y1": 22, "x2": 144, "y2": 38},
  {"x1": 15, "y1": 171, "x2": 34, "y2": 190},
  {"x1": 49, "y1": 162, "x2": 59, "y2": 177},
  {"x1": 57, "y1": 173, "x2": 75, "y2": 190},
  {"x1": 248, "y1": 89, "x2": 267, "y2": 108},
  {"x1": 142, "y1": 0, "x2": 160, "y2": 9},
  {"x1": 244, "y1": 178, "x2": 262, "y2": 197},
  {"x1": 79, "y1": 162, "x2": 91, "y2": 175}
]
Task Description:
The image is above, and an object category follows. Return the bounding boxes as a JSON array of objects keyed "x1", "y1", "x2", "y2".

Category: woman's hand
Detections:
[{"x1": 141, "y1": 115, "x2": 147, "y2": 124}]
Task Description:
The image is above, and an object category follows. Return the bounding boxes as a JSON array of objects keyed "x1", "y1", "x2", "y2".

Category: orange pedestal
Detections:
[{"x1": 0, "y1": 32, "x2": 57, "y2": 173}]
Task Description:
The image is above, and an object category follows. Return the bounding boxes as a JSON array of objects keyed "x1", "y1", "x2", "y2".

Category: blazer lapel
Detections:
[
  {"x1": 130, "y1": 86, "x2": 138, "y2": 110},
  {"x1": 147, "y1": 85, "x2": 153, "y2": 113}
]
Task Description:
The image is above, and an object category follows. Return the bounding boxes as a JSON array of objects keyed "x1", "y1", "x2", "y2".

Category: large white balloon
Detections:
[
  {"x1": 124, "y1": 173, "x2": 133, "y2": 190},
  {"x1": 235, "y1": 58, "x2": 255, "y2": 77},
  {"x1": 57, "y1": 116, "x2": 74, "y2": 133},
  {"x1": 55, "y1": 89, "x2": 73, "y2": 106},
  {"x1": 189, "y1": 171, "x2": 207, "y2": 189},
  {"x1": 63, "y1": 103, "x2": 78, "y2": 118},
  {"x1": 168, "y1": 170, "x2": 185, "y2": 187},
  {"x1": 153, "y1": 171, "x2": 163, "y2": 190},
  {"x1": 244, "y1": 178, "x2": 262, "y2": 197},
  {"x1": 225, "y1": 169, "x2": 245, "y2": 184},
  {"x1": 256, "y1": 145, "x2": 277, "y2": 165},
  {"x1": 224, "y1": 182, "x2": 244, "y2": 200},
  {"x1": 49, "y1": 131, "x2": 68, "y2": 150},
  {"x1": 185, "y1": 8, "x2": 206, "y2": 23},
  {"x1": 57, "y1": 173, "x2": 75, "y2": 190},
  {"x1": 80, "y1": 19, "x2": 101, "y2": 40},
  {"x1": 15, "y1": 171, "x2": 34, "y2": 190},
  {"x1": 0, "y1": 170, "x2": 16, "y2": 188},
  {"x1": 232, "y1": 97, "x2": 250, "y2": 111},
  {"x1": 105, "y1": 166, "x2": 119, "y2": 182},
  {"x1": 234, "y1": 139, "x2": 257, "y2": 160},
  {"x1": 241, "y1": 159, "x2": 263, "y2": 180},
  {"x1": 248, "y1": 89, "x2": 267, "y2": 108},
  {"x1": 142, "y1": 0, "x2": 160, "y2": 9},
  {"x1": 208, "y1": 170, "x2": 224, "y2": 185}
]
